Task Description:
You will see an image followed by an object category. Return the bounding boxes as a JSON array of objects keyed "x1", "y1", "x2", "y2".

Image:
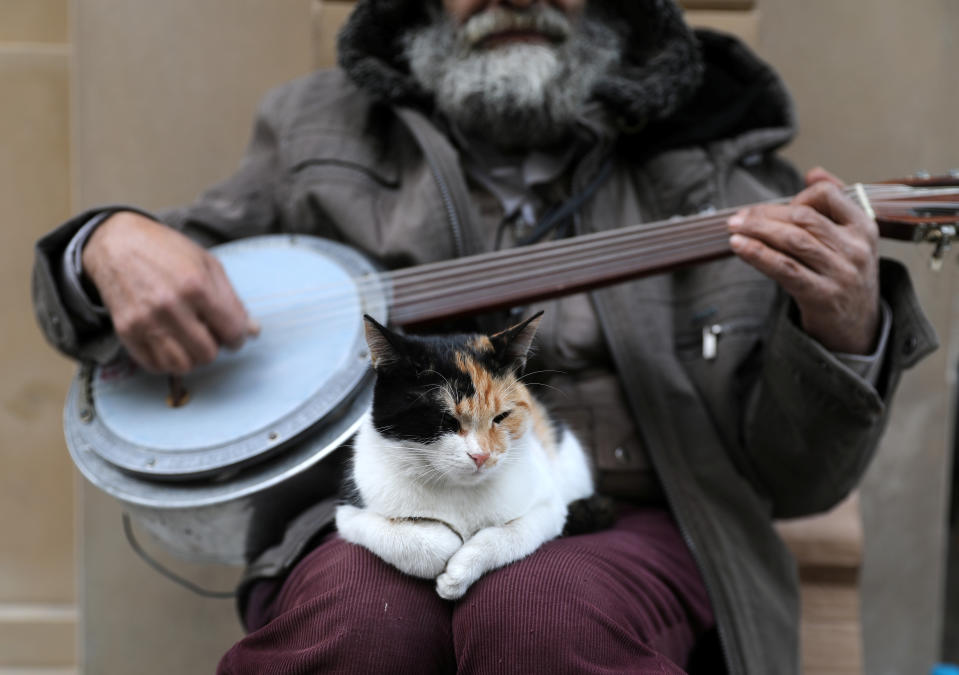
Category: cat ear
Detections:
[
  {"x1": 362, "y1": 315, "x2": 405, "y2": 370},
  {"x1": 489, "y1": 311, "x2": 544, "y2": 374}
]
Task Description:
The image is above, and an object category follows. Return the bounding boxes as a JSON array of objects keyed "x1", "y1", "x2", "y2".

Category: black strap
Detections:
[
  {"x1": 514, "y1": 154, "x2": 615, "y2": 247},
  {"x1": 122, "y1": 513, "x2": 236, "y2": 599}
]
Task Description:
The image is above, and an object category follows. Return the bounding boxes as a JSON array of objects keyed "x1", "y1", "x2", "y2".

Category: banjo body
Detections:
[{"x1": 64, "y1": 235, "x2": 387, "y2": 564}]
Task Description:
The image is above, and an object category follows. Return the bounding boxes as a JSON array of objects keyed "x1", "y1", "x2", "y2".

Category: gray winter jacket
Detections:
[{"x1": 32, "y1": 1, "x2": 937, "y2": 673}]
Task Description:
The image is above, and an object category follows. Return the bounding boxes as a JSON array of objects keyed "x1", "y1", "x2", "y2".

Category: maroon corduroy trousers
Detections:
[{"x1": 217, "y1": 507, "x2": 714, "y2": 674}]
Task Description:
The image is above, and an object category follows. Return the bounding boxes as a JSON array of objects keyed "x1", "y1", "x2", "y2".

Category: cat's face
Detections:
[{"x1": 363, "y1": 314, "x2": 542, "y2": 486}]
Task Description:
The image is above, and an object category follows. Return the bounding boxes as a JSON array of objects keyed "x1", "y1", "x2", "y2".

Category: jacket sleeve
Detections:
[
  {"x1": 31, "y1": 85, "x2": 292, "y2": 363},
  {"x1": 735, "y1": 258, "x2": 937, "y2": 518}
]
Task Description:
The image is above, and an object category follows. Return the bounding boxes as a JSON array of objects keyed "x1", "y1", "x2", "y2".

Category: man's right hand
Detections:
[{"x1": 82, "y1": 211, "x2": 257, "y2": 374}]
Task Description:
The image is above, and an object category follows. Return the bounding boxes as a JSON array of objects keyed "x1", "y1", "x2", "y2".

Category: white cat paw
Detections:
[
  {"x1": 395, "y1": 522, "x2": 462, "y2": 578},
  {"x1": 435, "y1": 565, "x2": 475, "y2": 600},
  {"x1": 335, "y1": 506, "x2": 465, "y2": 579}
]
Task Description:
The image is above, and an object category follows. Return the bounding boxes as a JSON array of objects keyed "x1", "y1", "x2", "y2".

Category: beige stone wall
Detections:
[
  {"x1": 0, "y1": 0, "x2": 78, "y2": 670},
  {"x1": 757, "y1": 3, "x2": 958, "y2": 673},
  {"x1": 0, "y1": 1, "x2": 314, "y2": 673}
]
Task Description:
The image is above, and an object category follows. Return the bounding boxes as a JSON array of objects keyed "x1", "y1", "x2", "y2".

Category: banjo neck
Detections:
[{"x1": 383, "y1": 179, "x2": 959, "y2": 326}]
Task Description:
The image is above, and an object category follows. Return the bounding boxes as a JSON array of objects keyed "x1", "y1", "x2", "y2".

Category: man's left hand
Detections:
[{"x1": 727, "y1": 168, "x2": 880, "y2": 355}]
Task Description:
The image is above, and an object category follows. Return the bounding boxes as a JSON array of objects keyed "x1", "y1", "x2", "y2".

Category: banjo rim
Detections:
[{"x1": 70, "y1": 234, "x2": 388, "y2": 480}]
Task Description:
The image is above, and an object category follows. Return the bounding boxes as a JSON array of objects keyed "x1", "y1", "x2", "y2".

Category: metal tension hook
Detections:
[{"x1": 928, "y1": 225, "x2": 956, "y2": 272}]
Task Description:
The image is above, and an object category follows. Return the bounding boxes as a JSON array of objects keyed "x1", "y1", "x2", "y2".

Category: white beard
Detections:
[{"x1": 404, "y1": 6, "x2": 622, "y2": 149}]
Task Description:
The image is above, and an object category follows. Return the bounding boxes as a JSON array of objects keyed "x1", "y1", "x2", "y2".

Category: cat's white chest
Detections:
[{"x1": 351, "y1": 418, "x2": 551, "y2": 537}]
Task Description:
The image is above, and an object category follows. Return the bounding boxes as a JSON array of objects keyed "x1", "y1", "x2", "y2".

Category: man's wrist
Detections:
[
  {"x1": 784, "y1": 297, "x2": 891, "y2": 387},
  {"x1": 61, "y1": 211, "x2": 116, "y2": 323},
  {"x1": 828, "y1": 300, "x2": 892, "y2": 386},
  {"x1": 61, "y1": 207, "x2": 158, "y2": 324}
]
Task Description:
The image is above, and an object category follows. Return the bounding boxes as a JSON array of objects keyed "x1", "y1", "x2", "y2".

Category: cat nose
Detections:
[{"x1": 468, "y1": 452, "x2": 490, "y2": 468}]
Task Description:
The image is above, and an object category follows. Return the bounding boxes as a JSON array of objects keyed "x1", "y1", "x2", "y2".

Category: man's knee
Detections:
[
  {"x1": 451, "y1": 545, "x2": 610, "y2": 671},
  {"x1": 287, "y1": 536, "x2": 451, "y2": 629},
  {"x1": 450, "y1": 539, "x2": 701, "y2": 674},
  {"x1": 223, "y1": 536, "x2": 456, "y2": 674}
]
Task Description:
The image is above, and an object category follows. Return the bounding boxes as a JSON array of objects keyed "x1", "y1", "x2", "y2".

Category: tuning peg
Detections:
[{"x1": 929, "y1": 224, "x2": 956, "y2": 271}]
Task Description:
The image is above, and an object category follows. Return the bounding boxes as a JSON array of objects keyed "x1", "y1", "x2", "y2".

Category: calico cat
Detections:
[{"x1": 335, "y1": 312, "x2": 596, "y2": 600}]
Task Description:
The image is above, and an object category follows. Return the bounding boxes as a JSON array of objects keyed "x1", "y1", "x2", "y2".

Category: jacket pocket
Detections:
[
  {"x1": 675, "y1": 316, "x2": 766, "y2": 363},
  {"x1": 673, "y1": 289, "x2": 774, "y2": 454}
]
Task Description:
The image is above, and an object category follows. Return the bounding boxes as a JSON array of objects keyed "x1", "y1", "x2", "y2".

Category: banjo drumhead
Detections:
[{"x1": 80, "y1": 235, "x2": 386, "y2": 479}]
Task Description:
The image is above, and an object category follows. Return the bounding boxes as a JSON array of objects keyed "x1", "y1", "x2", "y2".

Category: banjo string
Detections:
[
  {"x1": 371, "y1": 182, "x2": 924, "y2": 291},
  {"x1": 244, "y1": 211, "x2": 750, "y2": 322},
  {"x1": 246, "y1": 220, "x2": 825, "y2": 326},
  {"x1": 237, "y1": 191, "x2": 808, "y2": 311},
  {"x1": 241, "y1": 183, "x2": 938, "y2": 328},
  {"x1": 376, "y1": 183, "x2": 918, "y2": 286},
  {"x1": 252, "y1": 229, "x2": 732, "y2": 330},
  {"x1": 241, "y1": 183, "x2": 913, "y2": 309},
  {"x1": 259, "y1": 244, "x2": 737, "y2": 331},
  {"x1": 240, "y1": 223, "x2": 681, "y2": 313},
  {"x1": 244, "y1": 182, "x2": 929, "y2": 311}
]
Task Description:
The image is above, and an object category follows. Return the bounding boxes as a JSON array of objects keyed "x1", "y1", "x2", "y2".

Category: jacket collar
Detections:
[{"x1": 626, "y1": 29, "x2": 798, "y2": 158}]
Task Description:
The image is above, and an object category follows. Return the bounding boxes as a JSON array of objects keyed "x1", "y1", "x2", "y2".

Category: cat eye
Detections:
[
  {"x1": 492, "y1": 411, "x2": 511, "y2": 425},
  {"x1": 440, "y1": 413, "x2": 461, "y2": 433}
]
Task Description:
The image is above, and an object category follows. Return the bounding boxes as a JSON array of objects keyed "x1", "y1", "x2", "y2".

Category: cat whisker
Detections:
[
  {"x1": 521, "y1": 382, "x2": 568, "y2": 397},
  {"x1": 517, "y1": 368, "x2": 568, "y2": 382},
  {"x1": 421, "y1": 369, "x2": 453, "y2": 392},
  {"x1": 412, "y1": 383, "x2": 447, "y2": 405},
  {"x1": 405, "y1": 463, "x2": 453, "y2": 488},
  {"x1": 383, "y1": 446, "x2": 439, "y2": 455},
  {"x1": 509, "y1": 370, "x2": 572, "y2": 399},
  {"x1": 422, "y1": 369, "x2": 458, "y2": 407}
]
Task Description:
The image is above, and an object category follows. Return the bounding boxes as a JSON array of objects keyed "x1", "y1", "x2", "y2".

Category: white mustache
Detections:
[{"x1": 460, "y1": 6, "x2": 573, "y2": 47}]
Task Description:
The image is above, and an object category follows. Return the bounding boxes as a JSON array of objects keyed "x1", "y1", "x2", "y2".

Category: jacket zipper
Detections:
[
  {"x1": 670, "y1": 488, "x2": 740, "y2": 672},
  {"x1": 591, "y1": 313, "x2": 743, "y2": 672},
  {"x1": 676, "y1": 318, "x2": 763, "y2": 361},
  {"x1": 702, "y1": 324, "x2": 722, "y2": 359},
  {"x1": 429, "y1": 159, "x2": 466, "y2": 258}
]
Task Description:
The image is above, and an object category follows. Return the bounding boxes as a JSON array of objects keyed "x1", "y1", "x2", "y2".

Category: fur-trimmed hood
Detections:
[{"x1": 337, "y1": 0, "x2": 706, "y2": 128}]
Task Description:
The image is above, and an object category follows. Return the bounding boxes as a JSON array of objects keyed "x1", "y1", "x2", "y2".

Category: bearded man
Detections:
[{"x1": 32, "y1": 0, "x2": 935, "y2": 673}]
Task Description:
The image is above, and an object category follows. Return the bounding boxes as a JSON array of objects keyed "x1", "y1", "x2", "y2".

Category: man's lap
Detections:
[{"x1": 219, "y1": 506, "x2": 714, "y2": 674}]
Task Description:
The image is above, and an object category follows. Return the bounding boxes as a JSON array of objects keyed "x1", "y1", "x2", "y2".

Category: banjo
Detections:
[{"x1": 64, "y1": 177, "x2": 959, "y2": 565}]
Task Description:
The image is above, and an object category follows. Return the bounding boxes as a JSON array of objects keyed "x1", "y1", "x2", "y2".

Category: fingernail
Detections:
[
  {"x1": 247, "y1": 319, "x2": 261, "y2": 337},
  {"x1": 729, "y1": 233, "x2": 745, "y2": 249},
  {"x1": 728, "y1": 212, "x2": 745, "y2": 227}
]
